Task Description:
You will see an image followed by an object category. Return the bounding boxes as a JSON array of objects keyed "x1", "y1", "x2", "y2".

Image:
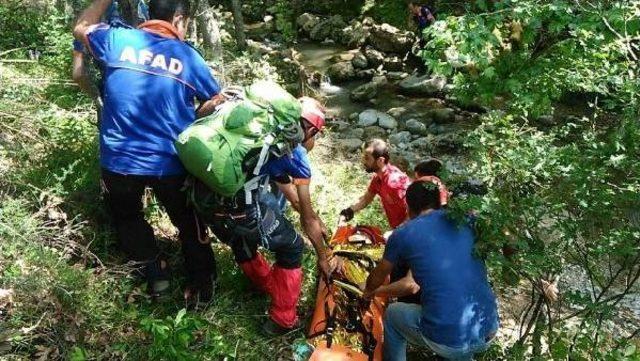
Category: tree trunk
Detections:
[
  {"x1": 291, "y1": 0, "x2": 301, "y2": 35},
  {"x1": 229, "y1": 0, "x2": 246, "y2": 50},
  {"x1": 195, "y1": 0, "x2": 223, "y2": 63}
]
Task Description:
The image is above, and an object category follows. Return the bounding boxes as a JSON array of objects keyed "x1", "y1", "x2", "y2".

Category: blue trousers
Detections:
[{"x1": 383, "y1": 303, "x2": 494, "y2": 361}]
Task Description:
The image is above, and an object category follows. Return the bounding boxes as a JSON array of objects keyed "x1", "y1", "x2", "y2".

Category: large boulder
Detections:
[
  {"x1": 378, "y1": 113, "x2": 397, "y2": 129},
  {"x1": 351, "y1": 51, "x2": 369, "y2": 69},
  {"x1": 371, "y1": 75, "x2": 388, "y2": 86},
  {"x1": 388, "y1": 131, "x2": 412, "y2": 146},
  {"x1": 327, "y1": 61, "x2": 356, "y2": 83},
  {"x1": 399, "y1": 74, "x2": 447, "y2": 95},
  {"x1": 350, "y1": 82, "x2": 378, "y2": 102},
  {"x1": 357, "y1": 109, "x2": 379, "y2": 126},
  {"x1": 310, "y1": 15, "x2": 347, "y2": 42},
  {"x1": 297, "y1": 13, "x2": 321, "y2": 34},
  {"x1": 368, "y1": 23, "x2": 415, "y2": 53},
  {"x1": 328, "y1": 120, "x2": 350, "y2": 132},
  {"x1": 341, "y1": 20, "x2": 370, "y2": 48},
  {"x1": 433, "y1": 132, "x2": 463, "y2": 153},
  {"x1": 405, "y1": 118, "x2": 428, "y2": 135},
  {"x1": 363, "y1": 46, "x2": 385, "y2": 68},
  {"x1": 356, "y1": 109, "x2": 397, "y2": 129},
  {"x1": 387, "y1": 71, "x2": 409, "y2": 81}
]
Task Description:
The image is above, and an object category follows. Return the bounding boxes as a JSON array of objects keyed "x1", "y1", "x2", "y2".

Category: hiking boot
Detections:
[
  {"x1": 262, "y1": 318, "x2": 297, "y2": 337},
  {"x1": 145, "y1": 258, "x2": 170, "y2": 299}
]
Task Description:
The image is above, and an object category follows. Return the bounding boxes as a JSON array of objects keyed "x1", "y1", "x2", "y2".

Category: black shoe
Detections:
[
  {"x1": 184, "y1": 276, "x2": 216, "y2": 309},
  {"x1": 262, "y1": 318, "x2": 296, "y2": 336},
  {"x1": 145, "y1": 258, "x2": 170, "y2": 299}
]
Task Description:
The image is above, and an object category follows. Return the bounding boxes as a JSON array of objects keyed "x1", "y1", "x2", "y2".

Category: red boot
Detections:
[
  {"x1": 268, "y1": 266, "x2": 303, "y2": 328},
  {"x1": 238, "y1": 254, "x2": 273, "y2": 294}
]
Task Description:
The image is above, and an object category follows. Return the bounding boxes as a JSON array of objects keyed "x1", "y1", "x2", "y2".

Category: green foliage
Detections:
[
  {"x1": 40, "y1": 12, "x2": 76, "y2": 77},
  {"x1": 140, "y1": 309, "x2": 204, "y2": 361},
  {"x1": 269, "y1": 0, "x2": 296, "y2": 43},
  {"x1": 0, "y1": 0, "x2": 48, "y2": 51},
  {"x1": 422, "y1": 0, "x2": 639, "y2": 117},
  {"x1": 448, "y1": 106, "x2": 640, "y2": 357}
]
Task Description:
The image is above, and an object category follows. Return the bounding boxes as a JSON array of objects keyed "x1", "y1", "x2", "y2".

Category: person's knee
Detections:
[{"x1": 274, "y1": 234, "x2": 303, "y2": 269}]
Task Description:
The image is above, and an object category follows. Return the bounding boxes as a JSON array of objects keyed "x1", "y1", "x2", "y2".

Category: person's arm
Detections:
[
  {"x1": 196, "y1": 94, "x2": 226, "y2": 118},
  {"x1": 339, "y1": 190, "x2": 375, "y2": 223},
  {"x1": 72, "y1": 50, "x2": 98, "y2": 98},
  {"x1": 363, "y1": 259, "x2": 394, "y2": 299},
  {"x1": 296, "y1": 183, "x2": 330, "y2": 280},
  {"x1": 350, "y1": 190, "x2": 376, "y2": 213},
  {"x1": 371, "y1": 271, "x2": 420, "y2": 298},
  {"x1": 73, "y1": 0, "x2": 113, "y2": 41},
  {"x1": 276, "y1": 181, "x2": 300, "y2": 213}
]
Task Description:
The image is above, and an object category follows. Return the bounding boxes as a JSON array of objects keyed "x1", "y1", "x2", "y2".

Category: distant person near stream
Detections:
[{"x1": 408, "y1": 1, "x2": 436, "y2": 46}]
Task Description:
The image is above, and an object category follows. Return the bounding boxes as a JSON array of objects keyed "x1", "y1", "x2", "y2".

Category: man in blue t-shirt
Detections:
[
  {"x1": 73, "y1": 0, "x2": 223, "y2": 301},
  {"x1": 363, "y1": 180, "x2": 499, "y2": 361}
]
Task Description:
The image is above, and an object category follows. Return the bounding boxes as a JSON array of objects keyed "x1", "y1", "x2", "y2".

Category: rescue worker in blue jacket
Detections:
[{"x1": 73, "y1": 0, "x2": 224, "y2": 301}]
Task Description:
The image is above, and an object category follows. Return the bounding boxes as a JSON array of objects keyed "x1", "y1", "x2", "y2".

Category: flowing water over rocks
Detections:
[{"x1": 294, "y1": 42, "x2": 477, "y2": 174}]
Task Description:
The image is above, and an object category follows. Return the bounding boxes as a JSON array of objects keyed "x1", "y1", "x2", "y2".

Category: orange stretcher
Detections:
[{"x1": 307, "y1": 225, "x2": 388, "y2": 361}]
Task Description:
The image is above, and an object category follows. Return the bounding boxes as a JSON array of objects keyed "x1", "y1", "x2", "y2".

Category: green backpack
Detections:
[{"x1": 175, "y1": 81, "x2": 303, "y2": 199}]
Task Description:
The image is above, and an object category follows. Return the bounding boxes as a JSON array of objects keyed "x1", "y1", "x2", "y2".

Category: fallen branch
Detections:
[
  {"x1": 0, "y1": 59, "x2": 37, "y2": 63},
  {"x1": 0, "y1": 47, "x2": 27, "y2": 57}
]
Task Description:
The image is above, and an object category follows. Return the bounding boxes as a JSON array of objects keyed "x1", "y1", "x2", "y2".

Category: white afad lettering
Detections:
[
  {"x1": 118, "y1": 46, "x2": 184, "y2": 75},
  {"x1": 138, "y1": 49, "x2": 153, "y2": 65},
  {"x1": 119, "y1": 46, "x2": 137, "y2": 63},
  {"x1": 150, "y1": 54, "x2": 168, "y2": 70},
  {"x1": 168, "y1": 58, "x2": 183, "y2": 75}
]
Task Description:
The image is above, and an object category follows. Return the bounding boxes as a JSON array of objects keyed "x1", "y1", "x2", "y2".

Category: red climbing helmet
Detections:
[{"x1": 299, "y1": 96, "x2": 326, "y2": 137}]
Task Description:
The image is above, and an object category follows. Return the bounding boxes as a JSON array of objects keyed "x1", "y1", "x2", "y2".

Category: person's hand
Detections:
[
  {"x1": 317, "y1": 257, "x2": 331, "y2": 283},
  {"x1": 362, "y1": 288, "x2": 374, "y2": 301},
  {"x1": 328, "y1": 255, "x2": 344, "y2": 275},
  {"x1": 339, "y1": 207, "x2": 354, "y2": 222}
]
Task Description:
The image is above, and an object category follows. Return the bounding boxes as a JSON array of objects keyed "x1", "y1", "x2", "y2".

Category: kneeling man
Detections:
[{"x1": 363, "y1": 180, "x2": 499, "y2": 361}]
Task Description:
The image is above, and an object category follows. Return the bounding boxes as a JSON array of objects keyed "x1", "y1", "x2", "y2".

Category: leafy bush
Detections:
[
  {"x1": 422, "y1": 0, "x2": 639, "y2": 117},
  {"x1": 0, "y1": 0, "x2": 48, "y2": 51},
  {"x1": 269, "y1": 0, "x2": 296, "y2": 43}
]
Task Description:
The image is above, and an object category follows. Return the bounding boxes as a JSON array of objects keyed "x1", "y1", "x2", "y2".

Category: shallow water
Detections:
[{"x1": 295, "y1": 42, "x2": 443, "y2": 120}]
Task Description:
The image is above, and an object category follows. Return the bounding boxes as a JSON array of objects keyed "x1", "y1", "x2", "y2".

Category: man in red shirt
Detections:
[{"x1": 340, "y1": 139, "x2": 411, "y2": 229}]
